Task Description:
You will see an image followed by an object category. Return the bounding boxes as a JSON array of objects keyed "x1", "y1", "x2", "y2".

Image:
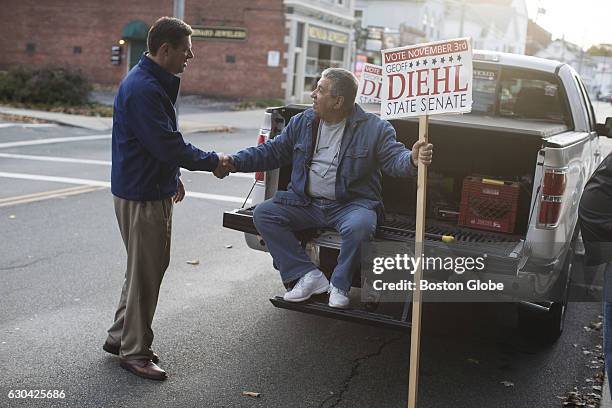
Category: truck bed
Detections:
[{"x1": 412, "y1": 114, "x2": 568, "y2": 138}]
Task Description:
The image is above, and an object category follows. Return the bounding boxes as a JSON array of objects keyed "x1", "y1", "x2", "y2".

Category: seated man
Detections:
[{"x1": 227, "y1": 68, "x2": 433, "y2": 308}]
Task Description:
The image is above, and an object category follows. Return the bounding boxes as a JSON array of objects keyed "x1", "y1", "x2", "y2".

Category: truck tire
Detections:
[{"x1": 517, "y1": 233, "x2": 576, "y2": 344}]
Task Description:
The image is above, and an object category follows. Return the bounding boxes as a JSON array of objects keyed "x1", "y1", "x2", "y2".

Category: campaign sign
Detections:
[
  {"x1": 381, "y1": 38, "x2": 473, "y2": 119},
  {"x1": 357, "y1": 63, "x2": 383, "y2": 104}
]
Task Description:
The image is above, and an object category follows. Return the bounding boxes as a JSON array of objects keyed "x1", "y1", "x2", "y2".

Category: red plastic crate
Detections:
[{"x1": 458, "y1": 176, "x2": 520, "y2": 234}]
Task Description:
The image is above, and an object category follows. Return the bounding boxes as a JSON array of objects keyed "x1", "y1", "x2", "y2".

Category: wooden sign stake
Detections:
[{"x1": 408, "y1": 114, "x2": 429, "y2": 408}]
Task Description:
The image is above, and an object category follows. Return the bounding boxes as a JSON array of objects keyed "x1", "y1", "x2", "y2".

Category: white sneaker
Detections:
[
  {"x1": 328, "y1": 284, "x2": 350, "y2": 309},
  {"x1": 283, "y1": 270, "x2": 329, "y2": 302}
]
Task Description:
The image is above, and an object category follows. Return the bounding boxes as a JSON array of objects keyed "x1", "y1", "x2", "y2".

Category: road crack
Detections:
[
  {"x1": 318, "y1": 336, "x2": 400, "y2": 408},
  {"x1": 0, "y1": 258, "x2": 44, "y2": 271}
]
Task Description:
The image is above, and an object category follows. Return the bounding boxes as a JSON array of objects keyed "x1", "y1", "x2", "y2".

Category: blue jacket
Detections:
[
  {"x1": 111, "y1": 55, "x2": 219, "y2": 201},
  {"x1": 232, "y1": 104, "x2": 417, "y2": 218}
]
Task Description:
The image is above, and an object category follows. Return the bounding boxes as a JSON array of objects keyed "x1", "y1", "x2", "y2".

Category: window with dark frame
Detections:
[
  {"x1": 225, "y1": 55, "x2": 236, "y2": 63},
  {"x1": 73, "y1": 46, "x2": 82, "y2": 54}
]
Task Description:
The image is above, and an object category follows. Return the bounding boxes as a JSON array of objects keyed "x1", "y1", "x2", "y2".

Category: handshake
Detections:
[{"x1": 213, "y1": 153, "x2": 236, "y2": 179}]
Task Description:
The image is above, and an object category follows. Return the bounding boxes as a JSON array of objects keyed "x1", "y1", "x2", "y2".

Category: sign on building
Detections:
[
  {"x1": 357, "y1": 63, "x2": 383, "y2": 104},
  {"x1": 381, "y1": 38, "x2": 473, "y2": 119},
  {"x1": 308, "y1": 26, "x2": 349, "y2": 45},
  {"x1": 191, "y1": 26, "x2": 247, "y2": 41}
]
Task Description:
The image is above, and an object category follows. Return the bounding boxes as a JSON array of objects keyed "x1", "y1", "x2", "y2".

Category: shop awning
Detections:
[{"x1": 121, "y1": 20, "x2": 149, "y2": 40}]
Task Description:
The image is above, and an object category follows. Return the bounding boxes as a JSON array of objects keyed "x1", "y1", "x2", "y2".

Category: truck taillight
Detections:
[
  {"x1": 255, "y1": 131, "x2": 267, "y2": 182},
  {"x1": 538, "y1": 168, "x2": 567, "y2": 228}
]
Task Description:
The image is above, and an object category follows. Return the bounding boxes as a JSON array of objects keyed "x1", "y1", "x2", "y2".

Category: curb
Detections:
[
  {"x1": 0, "y1": 109, "x2": 235, "y2": 134},
  {"x1": 182, "y1": 125, "x2": 234, "y2": 135}
]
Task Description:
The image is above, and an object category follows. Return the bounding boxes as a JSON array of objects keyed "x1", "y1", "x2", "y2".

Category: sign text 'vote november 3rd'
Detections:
[{"x1": 381, "y1": 38, "x2": 473, "y2": 119}]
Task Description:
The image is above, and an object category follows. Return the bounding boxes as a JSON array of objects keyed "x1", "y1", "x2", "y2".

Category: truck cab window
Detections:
[{"x1": 496, "y1": 69, "x2": 570, "y2": 125}]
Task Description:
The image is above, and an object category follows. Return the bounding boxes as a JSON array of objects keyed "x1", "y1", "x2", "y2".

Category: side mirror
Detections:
[{"x1": 596, "y1": 117, "x2": 612, "y2": 138}]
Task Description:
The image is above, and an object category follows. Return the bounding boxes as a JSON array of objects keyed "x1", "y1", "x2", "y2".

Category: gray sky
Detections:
[{"x1": 525, "y1": 0, "x2": 612, "y2": 49}]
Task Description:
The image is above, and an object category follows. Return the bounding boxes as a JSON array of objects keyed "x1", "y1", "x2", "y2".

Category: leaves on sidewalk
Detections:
[
  {"x1": 186, "y1": 260, "x2": 200, "y2": 265},
  {"x1": 242, "y1": 391, "x2": 261, "y2": 398}
]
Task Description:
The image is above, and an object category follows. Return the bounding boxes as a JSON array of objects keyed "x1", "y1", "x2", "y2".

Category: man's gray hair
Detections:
[{"x1": 321, "y1": 68, "x2": 358, "y2": 111}]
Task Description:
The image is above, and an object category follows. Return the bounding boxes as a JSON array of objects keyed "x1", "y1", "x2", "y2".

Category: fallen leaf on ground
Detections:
[
  {"x1": 466, "y1": 358, "x2": 480, "y2": 364},
  {"x1": 9, "y1": 215, "x2": 15, "y2": 219},
  {"x1": 500, "y1": 381, "x2": 514, "y2": 387},
  {"x1": 186, "y1": 260, "x2": 200, "y2": 265},
  {"x1": 225, "y1": 245, "x2": 233, "y2": 249},
  {"x1": 242, "y1": 391, "x2": 261, "y2": 398},
  {"x1": 589, "y1": 321, "x2": 603, "y2": 331}
]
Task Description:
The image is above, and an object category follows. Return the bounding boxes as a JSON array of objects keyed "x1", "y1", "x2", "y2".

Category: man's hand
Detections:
[
  {"x1": 410, "y1": 140, "x2": 434, "y2": 167},
  {"x1": 214, "y1": 153, "x2": 236, "y2": 179},
  {"x1": 174, "y1": 177, "x2": 186, "y2": 203}
]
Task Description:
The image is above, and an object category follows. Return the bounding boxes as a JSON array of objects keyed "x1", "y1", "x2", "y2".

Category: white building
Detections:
[
  {"x1": 442, "y1": 0, "x2": 528, "y2": 54},
  {"x1": 592, "y1": 56, "x2": 612, "y2": 97},
  {"x1": 355, "y1": 0, "x2": 528, "y2": 54},
  {"x1": 535, "y1": 39, "x2": 602, "y2": 95},
  {"x1": 284, "y1": 0, "x2": 356, "y2": 103},
  {"x1": 356, "y1": 0, "x2": 446, "y2": 41}
]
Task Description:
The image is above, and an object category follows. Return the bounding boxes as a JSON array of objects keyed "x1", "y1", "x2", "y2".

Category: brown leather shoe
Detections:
[
  {"x1": 102, "y1": 341, "x2": 160, "y2": 364},
  {"x1": 120, "y1": 359, "x2": 168, "y2": 381}
]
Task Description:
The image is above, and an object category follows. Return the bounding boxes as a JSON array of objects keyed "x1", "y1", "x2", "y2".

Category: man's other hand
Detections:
[
  {"x1": 174, "y1": 178, "x2": 186, "y2": 203},
  {"x1": 410, "y1": 140, "x2": 434, "y2": 166},
  {"x1": 214, "y1": 153, "x2": 236, "y2": 179}
]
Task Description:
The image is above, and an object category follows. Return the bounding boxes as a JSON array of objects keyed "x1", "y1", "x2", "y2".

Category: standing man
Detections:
[
  {"x1": 225, "y1": 68, "x2": 433, "y2": 309},
  {"x1": 104, "y1": 16, "x2": 230, "y2": 381}
]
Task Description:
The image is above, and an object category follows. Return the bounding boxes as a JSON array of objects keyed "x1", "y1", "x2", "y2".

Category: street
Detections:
[{"x1": 0, "y1": 113, "x2": 609, "y2": 408}]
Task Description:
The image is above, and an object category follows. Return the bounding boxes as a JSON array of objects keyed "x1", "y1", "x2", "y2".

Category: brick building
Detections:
[{"x1": 0, "y1": 0, "x2": 355, "y2": 102}]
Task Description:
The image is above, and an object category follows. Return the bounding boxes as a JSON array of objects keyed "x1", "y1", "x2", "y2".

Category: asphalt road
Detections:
[{"x1": 0, "y1": 120, "x2": 607, "y2": 408}]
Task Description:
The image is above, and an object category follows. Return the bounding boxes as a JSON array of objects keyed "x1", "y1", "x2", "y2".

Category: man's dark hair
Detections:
[{"x1": 147, "y1": 17, "x2": 193, "y2": 55}]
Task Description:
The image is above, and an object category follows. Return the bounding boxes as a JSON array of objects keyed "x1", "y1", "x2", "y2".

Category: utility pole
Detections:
[
  {"x1": 174, "y1": 0, "x2": 185, "y2": 20},
  {"x1": 459, "y1": 0, "x2": 466, "y2": 37},
  {"x1": 174, "y1": 0, "x2": 185, "y2": 116}
]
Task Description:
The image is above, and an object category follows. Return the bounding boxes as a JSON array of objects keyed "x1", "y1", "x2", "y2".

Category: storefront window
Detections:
[{"x1": 304, "y1": 42, "x2": 345, "y2": 93}]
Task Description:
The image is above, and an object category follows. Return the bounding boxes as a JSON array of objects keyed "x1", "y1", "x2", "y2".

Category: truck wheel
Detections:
[
  {"x1": 518, "y1": 301, "x2": 566, "y2": 344},
  {"x1": 518, "y1": 235, "x2": 576, "y2": 344}
]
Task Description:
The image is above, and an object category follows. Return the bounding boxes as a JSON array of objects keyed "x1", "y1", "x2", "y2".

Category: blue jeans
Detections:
[
  {"x1": 253, "y1": 197, "x2": 377, "y2": 292},
  {"x1": 604, "y1": 262, "x2": 612, "y2": 392}
]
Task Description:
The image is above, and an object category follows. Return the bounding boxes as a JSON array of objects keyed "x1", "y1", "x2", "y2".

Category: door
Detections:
[{"x1": 128, "y1": 40, "x2": 147, "y2": 70}]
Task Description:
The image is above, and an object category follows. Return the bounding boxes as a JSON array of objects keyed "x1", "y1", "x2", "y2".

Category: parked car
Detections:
[
  {"x1": 601, "y1": 94, "x2": 612, "y2": 104},
  {"x1": 224, "y1": 51, "x2": 612, "y2": 343}
]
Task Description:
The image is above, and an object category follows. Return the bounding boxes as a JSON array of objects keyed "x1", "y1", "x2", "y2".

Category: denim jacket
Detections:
[{"x1": 232, "y1": 104, "x2": 417, "y2": 218}]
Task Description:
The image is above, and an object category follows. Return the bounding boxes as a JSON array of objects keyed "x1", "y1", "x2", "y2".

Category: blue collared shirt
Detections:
[{"x1": 111, "y1": 54, "x2": 219, "y2": 201}]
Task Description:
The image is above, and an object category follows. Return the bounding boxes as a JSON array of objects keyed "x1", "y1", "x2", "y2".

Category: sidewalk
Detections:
[{"x1": 0, "y1": 105, "x2": 266, "y2": 133}]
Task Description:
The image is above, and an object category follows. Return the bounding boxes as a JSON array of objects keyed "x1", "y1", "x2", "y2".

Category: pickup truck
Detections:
[{"x1": 223, "y1": 51, "x2": 612, "y2": 343}]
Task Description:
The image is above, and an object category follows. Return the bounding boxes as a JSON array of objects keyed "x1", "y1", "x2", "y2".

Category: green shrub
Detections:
[{"x1": 0, "y1": 66, "x2": 92, "y2": 106}]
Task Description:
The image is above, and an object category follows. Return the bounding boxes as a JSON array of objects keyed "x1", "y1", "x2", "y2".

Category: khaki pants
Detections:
[{"x1": 106, "y1": 196, "x2": 173, "y2": 360}]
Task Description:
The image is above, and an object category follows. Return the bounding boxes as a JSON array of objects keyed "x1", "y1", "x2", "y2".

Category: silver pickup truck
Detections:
[{"x1": 224, "y1": 51, "x2": 612, "y2": 343}]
